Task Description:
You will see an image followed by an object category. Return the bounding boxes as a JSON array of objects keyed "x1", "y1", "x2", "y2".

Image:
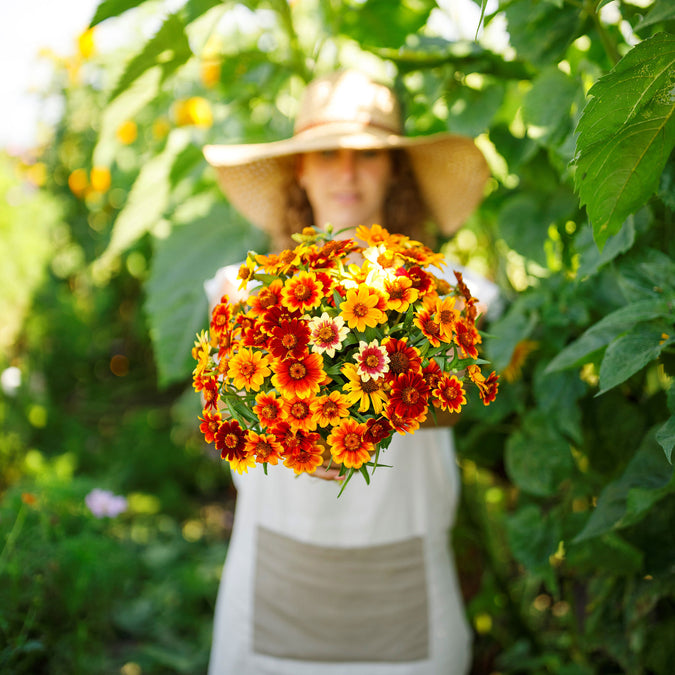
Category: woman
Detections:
[{"x1": 202, "y1": 70, "x2": 494, "y2": 674}]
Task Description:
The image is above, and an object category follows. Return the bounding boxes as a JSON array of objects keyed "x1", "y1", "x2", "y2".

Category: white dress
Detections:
[{"x1": 204, "y1": 263, "x2": 500, "y2": 675}]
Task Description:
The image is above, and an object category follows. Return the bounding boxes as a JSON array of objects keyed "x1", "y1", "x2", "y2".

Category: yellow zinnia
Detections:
[
  {"x1": 227, "y1": 348, "x2": 271, "y2": 392},
  {"x1": 340, "y1": 285, "x2": 385, "y2": 332},
  {"x1": 341, "y1": 363, "x2": 388, "y2": 414}
]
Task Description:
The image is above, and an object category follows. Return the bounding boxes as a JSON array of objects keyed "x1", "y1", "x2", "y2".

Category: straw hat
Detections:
[{"x1": 203, "y1": 70, "x2": 489, "y2": 236}]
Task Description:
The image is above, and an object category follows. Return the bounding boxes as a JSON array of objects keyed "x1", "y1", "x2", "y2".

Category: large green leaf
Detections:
[
  {"x1": 96, "y1": 129, "x2": 192, "y2": 270},
  {"x1": 497, "y1": 194, "x2": 549, "y2": 266},
  {"x1": 574, "y1": 33, "x2": 675, "y2": 249},
  {"x1": 145, "y1": 201, "x2": 266, "y2": 386},
  {"x1": 546, "y1": 299, "x2": 671, "y2": 373},
  {"x1": 575, "y1": 430, "x2": 674, "y2": 542},
  {"x1": 505, "y1": 411, "x2": 575, "y2": 496},
  {"x1": 109, "y1": 13, "x2": 193, "y2": 102},
  {"x1": 656, "y1": 416, "x2": 675, "y2": 463},
  {"x1": 598, "y1": 323, "x2": 673, "y2": 394}
]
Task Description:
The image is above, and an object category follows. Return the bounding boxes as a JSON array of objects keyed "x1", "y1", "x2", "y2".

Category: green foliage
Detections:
[{"x1": 2, "y1": 0, "x2": 674, "y2": 672}]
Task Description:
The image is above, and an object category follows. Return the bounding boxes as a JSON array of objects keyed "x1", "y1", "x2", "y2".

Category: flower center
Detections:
[
  {"x1": 316, "y1": 325, "x2": 335, "y2": 342},
  {"x1": 401, "y1": 387, "x2": 419, "y2": 405},
  {"x1": 322, "y1": 400, "x2": 338, "y2": 416},
  {"x1": 256, "y1": 441, "x2": 273, "y2": 457},
  {"x1": 439, "y1": 309, "x2": 454, "y2": 324},
  {"x1": 423, "y1": 319, "x2": 440, "y2": 336},
  {"x1": 294, "y1": 284, "x2": 312, "y2": 301},
  {"x1": 353, "y1": 302, "x2": 369, "y2": 318},
  {"x1": 365, "y1": 354, "x2": 381, "y2": 368},
  {"x1": 344, "y1": 432, "x2": 361, "y2": 450},
  {"x1": 239, "y1": 362, "x2": 256, "y2": 377},
  {"x1": 258, "y1": 289, "x2": 277, "y2": 309},
  {"x1": 290, "y1": 402, "x2": 309, "y2": 419},
  {"x1": 225, "y1": 433, "x2": 239, "y2": 448},
  {"x1": 361, "y1": 379, "x2": 381, "y2": 393},
  {"x1": 289, "y1": 362, "x2": 307, "y2": 379},
  {"x1": 282, "y1": 333, "x2": 298, "y2": 348},
  {"x1": 390, "y1": 352, "x2": 409, "y2": 372},
  {"x1": 261, "y1": 404, "x2": 278, "y2": 420}
]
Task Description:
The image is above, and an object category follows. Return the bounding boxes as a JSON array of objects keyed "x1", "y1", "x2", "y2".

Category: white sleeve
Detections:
[{"x1": 204, "y1": 263, "x2": 250, "y2": 308}]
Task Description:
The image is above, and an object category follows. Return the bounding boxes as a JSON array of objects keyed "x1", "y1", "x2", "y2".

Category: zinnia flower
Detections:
[
  {"x1": 432, "y1": 374, "x2": 466, "y2": 413},
  {"x1": 248, "y1": 279, "x2": 283, "y2": 316},
  {"x1": 413, "y1": 297, "x2": 443, "y2": 347},
  {"x1": 282, "y1": 396, "x2": 318, "y2": 432},
  {"x1": 199, "y1": 409, "x2": 222, "y2": 443},
  {"x1": 244, "y1": 431, "x2": 283, "y2": 465},
  {"x1": 387, "y1": 372, "x2": 430, "y2": 420},
  {"x1": 307, "y1": 312, "x2": 349, "y2": 358},
  {"x1": 215, "y1": 420, "x2": 255, "y2": 473},
  {"x1": 227, "y1": 348, "x2": 271, "y2": 392},
  {"x1": 268, "y1": 317, "x2": 311, "y2": 360},
  {"x1": 311, "y1": 391, "x2": 351, "y2": 428},
  {"x1": 363, "y1": 417, "x2": 394, "y2": 445},
  {"x1": 340, "y1": 285, "x2": 385, "y2": 332},
  {"x1": 328, "y1": 419, "x2": 374, "y2": 469},
  {"x1": 281, "y1": 270, "x2": 324, "y2": 313},
  {"x1": 453, "y1": 317, "x2": 481, "y2": 359},
  {"x1": 383, "y1": 276, "x2": 419, "y2": 312},
  {"x1": 467, "y1": 365, "x2": 499, "y2": 405},
  {"x1": 354, "y1": 340, "x2": 390, "y2": 381},
  {"x1": 272, "y1": 351, "x2": 325, "y2": 399},
  {"x1": 341, "y1": 363, "x2": 388, "y2": 414},
  {"x1": 383, "y1": 337, "x2": 422, "y2": 380},
  {"x1": 253, "y1": 391, "x2": 285, "y2": 428}
]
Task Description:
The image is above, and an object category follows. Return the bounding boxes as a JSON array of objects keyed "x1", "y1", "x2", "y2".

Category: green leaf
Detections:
[
  {"x1": 182, "y1": 0, "x2": 225, "y2": 24},
  {"x1": 109, "y1": 13, "x2": 193, "y2": 102},
  {"x1": 575, "y1": 430, "x2": 674, "y2": 541},
  {"x1": 497, "y1": 194, "x2": 549, "y2": 266},
  {"x1": 96, "y1": 129, "x2": 192, "y2": 270},
  {"x1": 90, "y1": 0, "x2": 146, "y2": 27},
  {"x1": 567, "y1": 532, "x2": 643, "y2": 575},
  {"x1": 522, "y1": 67, "x2": 579, "y2": 143},
  {"x1": 505, "y1": 411, "x2": 574, "y2": 496},
  {"x1": 655, "y1": 415, "x2": 675, "y2": 463},
  {"x1": 635, "y1": 0, "x2": 675, "y2": 34},
  {"x1": 339, "y1": 0, "x2": 436, "y2": 49},
  {"x1": 574, "y1": 33, "x2": 675, "y2": 249},
  {"x1": 446, "y1": 84, "x2": 504, "y2": 137},
  {"x1": 144, "y1": 200, "x2": 266, "y2": 386},
  {"x1": 546, "y1": 299, "x2": 671, "y2": 373},
  {"x1": 506, "y1": 504, "x2": 561, "y2": 580},
  {"x1": 575, "y1": 217, "x2": 636, "y2": 279},
  {"x1": 598, "y1": 323, "x2": 672, "y2": 394},
  {"x1": 504, "y1": 0, "x2": 579, "y2": 64}
]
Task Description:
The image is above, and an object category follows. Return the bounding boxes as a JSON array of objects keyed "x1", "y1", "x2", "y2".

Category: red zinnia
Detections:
[
  {"x1": 387, "y1": 372, "x2": 430, "y2": 420},
  {"x1": 383, "y1": 337, "x2": 422, "y2": 381},
  {"x1": 272, "y1": 351, "x2": 325, "y2": 399},
  {"x1": 199, "y1": 409, "x2": 222, "y2": 443},
  {"x1": 432, "y1": 374, "x2": 466, "y2": 413},
  {"x1": 269, "y1": 317, "x2": 311, "y2": 360},
  {"x1": 215, "y1": 420, "x2": 254, "y2": 472},
  {"x1": 454, "y1": 317, "x2": 481, "y2": 359}
]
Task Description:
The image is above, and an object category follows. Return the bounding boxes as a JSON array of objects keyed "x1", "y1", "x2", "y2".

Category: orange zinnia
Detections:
[
  {"x1": 340, "y1": 285, "x2": 385, "y2": 332},
  {"x1": 435, "y1": 296, "x2": 459, "y2": 342},
  {"x1": 383, "y1": 276, "x2": 419, "y2": 312},
  {"x1": 281, "y1": 270, "x2": 324, "y2": 313},
  {"x1": 467, "y1": 365, "x2": 499, "y2": 405},
  {"x1": 248, "y1": 279, "x2": 283, "y2": 317},
  {"x1": 282, "y1": 396, "x2": 318, "y2": 432},
  {"x1": 432, "y1": 374, "x2": 466, "y2": 413},
  {"x1": 253, "y1": 391, "x2": 285, "y2": 428},
  {"x1": 311, "y1": 391, "x2": 351, "y2": 428},
  {"x1": 199, "y1": 409, "x2": 222, "y2": 443},
  {"x1": 413, "y1": 297, "x2": 442, "y2": 348},
  {"x1": 272, "y1": 351, "x2": 325, "y2": 399},
  {"x1": 244, "y1": 430, "x2": 283, "y2": 465},
  {"x1": 227, "y1": 348, "x2": 271, "y2": 392},
  {"x1": 453, "y1": 317, "x2": 481, "y2": 359},
  {"x1": 328, "y1": 419, "x2": 374, "y2": 469}
]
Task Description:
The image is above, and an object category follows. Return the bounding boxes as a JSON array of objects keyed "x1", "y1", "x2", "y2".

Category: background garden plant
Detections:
[{"x1": 1, "y1": 0, "x2": 673, "y2": 673}]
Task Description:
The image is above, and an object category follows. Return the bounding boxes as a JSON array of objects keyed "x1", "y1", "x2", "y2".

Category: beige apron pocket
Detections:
[{"x1": 253, "y1": 527, "x2": 429, "y2": 662}]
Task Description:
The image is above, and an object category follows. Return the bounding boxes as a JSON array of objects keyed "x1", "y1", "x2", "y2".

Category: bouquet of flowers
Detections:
[{"x1": 192, "y1": 224, "x2": 498, "y2": 492}]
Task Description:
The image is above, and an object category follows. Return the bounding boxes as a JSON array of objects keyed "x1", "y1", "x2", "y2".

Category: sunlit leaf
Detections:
[
  {"x1": 635, "y1": 0, "x2": 675, "y2": 34},
  {"x1": 97, "y1": 129, "x2": 192, "y2": 269},
  {"x1": 109, "y1": 13, "x2": 192, "y2": 102},
  {"x1": 546, "y1": 299, "x2": 671, "y2": 373},
  {"x1": 89, "y1": 0, "x2": 146, "y2": 27},
  {"x1": 145, "y1": 201, "x2": 266, "y2": 386},
  {"x1": 574, "y1": 33, "x2": 675, "y2": 249}
]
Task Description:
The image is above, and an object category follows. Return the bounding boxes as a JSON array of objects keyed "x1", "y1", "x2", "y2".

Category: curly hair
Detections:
[{"x1": 273, "y1": 150, "x2": 433, "y2": 252}]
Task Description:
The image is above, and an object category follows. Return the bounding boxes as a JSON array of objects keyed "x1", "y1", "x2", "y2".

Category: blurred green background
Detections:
[{"x1": 1, "y1": 1, "x2": 673, "y2": 673}]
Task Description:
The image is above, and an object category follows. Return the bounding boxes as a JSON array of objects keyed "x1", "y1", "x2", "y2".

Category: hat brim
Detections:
[{"x1": 203, "y1": 126, "x2": 489, "y2": 237}]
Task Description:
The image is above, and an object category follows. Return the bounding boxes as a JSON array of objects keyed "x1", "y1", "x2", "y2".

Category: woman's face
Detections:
[{"x1": 297, "y1": 148, "x2": 393, "y2": 234}]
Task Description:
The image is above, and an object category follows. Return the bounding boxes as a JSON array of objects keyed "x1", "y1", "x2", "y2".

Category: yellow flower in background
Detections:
[
  {"x1": 90, "y1": 167, "x2": 111, "y2": 193},
  {"x1": 174, "y1": 97, "x2": 213, "y2": 128},
  {"x1": 68, "y1": 168, "x2": 88, "y2": 197},
  {"x1": 78, "y1": 27, "x2": 96, "y2": 59},
  {"x1": 116, "y1": 120, "x2": 138, "y2": 145},
  {"x1": 200, "y1": 59, "x2": 221, "y2": 88}
]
